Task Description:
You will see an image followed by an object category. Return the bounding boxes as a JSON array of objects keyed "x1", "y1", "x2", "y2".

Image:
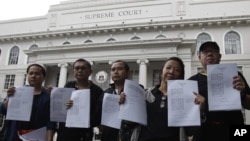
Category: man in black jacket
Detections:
[
  {"x1": 189, "y1": 41, "x2": 250, "y2": 141},
  {"x1": 57, "y1": 59, "x2": 103, "y2": 141},
  {"x1": 101, "y1": 60, "x2": 130, "y2": 141}
]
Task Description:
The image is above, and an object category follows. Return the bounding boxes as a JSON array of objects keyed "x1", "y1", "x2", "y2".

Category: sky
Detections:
[{"x1": 0, "y1": 0, "x2": 64, "y2": 21}]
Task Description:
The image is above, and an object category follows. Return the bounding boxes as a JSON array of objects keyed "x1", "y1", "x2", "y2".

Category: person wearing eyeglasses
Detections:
[
  {"x1": 189, "y1": 41, "x2": 250, "y2": 141},
  {"x1": 56, "y1": 58, "x2": 103, "y2": 141}
]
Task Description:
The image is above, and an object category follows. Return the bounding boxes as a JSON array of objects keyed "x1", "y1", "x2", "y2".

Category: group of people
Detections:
[{"x1": 0, "y1": 41, "x2": 250, "y2": 141}]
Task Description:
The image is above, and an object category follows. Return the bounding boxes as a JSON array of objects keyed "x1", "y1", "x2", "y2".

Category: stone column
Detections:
[
  {"x1": 89, "y1": 61, "x2": 94, "y2": 80},
  {"x1": 108, "y1": 60, "x2": 114, "y2": 84},
  {"x1": 184, "y1": 60, "x2": 191, "y2": 80},
  {"x1": 58, "y1": 63, "x2": 68, "y2": 88},
  {"x1": 137, "y1": 59, "x2": 149, "y2": 88},
  {"x1": 41, "y1": 64, "x2": 47, "y2": 86}
]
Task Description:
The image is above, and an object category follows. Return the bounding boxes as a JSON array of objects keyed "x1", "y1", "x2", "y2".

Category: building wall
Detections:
[
  {"x1": 0, "y1": 17, "x2": 48, "y2": 35},
  {"x1": 0, "y1": 0, "x2": 250, "y2": 123}
]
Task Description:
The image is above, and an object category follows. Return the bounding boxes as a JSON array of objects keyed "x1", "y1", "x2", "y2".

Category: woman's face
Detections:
[{"x1": 161, "y1": 60, "x2": 182, "y2": 82}]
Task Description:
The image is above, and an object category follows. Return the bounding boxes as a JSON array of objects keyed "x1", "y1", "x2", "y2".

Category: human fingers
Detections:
[
  {"x1": 193, "y1": 92, "x2": 199, "y2": 104},
  {"x1": 193, "y1": 92, "x2": 205, "y2": 105},
  {"x1": 193, "y1": 92, "x2": 205, "y2": 113},
  {"x1": 46, "y1": 85, "x2": 53, "y2": 94},
  {"x1": 3, "y1": 100, "x2": 9, "y2": 109},
  {"x1": 193, "y1": 91, "x2": 200, "y2": 104},
  {"x1": 119, "y1": 92, "x2": 126, "y2": 105},
  {"x1": 193, "y1": 91, "x2": 198, "y2": 96},
  {"x1": 233, "y1": 76, "x2": 245, "y2": 91},
  {"x1": 66, "y1": 100, "x2": 73, "y2": 109},
  {"x1": 162, "y1": 74, "x2": 169, "y2": 84},
  {"x1": 7, "y1": 87, "x2": 16, "y2": 97}
]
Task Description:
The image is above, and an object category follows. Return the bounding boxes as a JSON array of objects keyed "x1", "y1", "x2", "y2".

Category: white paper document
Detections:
[
  {"x1": 118, "y1": 79, "x2": 147, "y2": 125},
  {"x1": 50, "y1": 87, "x2": 75, "y2": 122},
  {"x1": 6, "y1": 87, "x2": 34, "y2": 121},
  {"x1": 101, "y1": 93, "x2": 121, "y2": 129},
  {"x1": 207, "y1": 63, "x2": 241, "y2": 111},
  {"x1": 18, "y1": 126, "x2": 46, "y2": 141},
  {"x1": 168, "y1": 80, "x2": 200, "y2": 127},
  {"x1": 66, "y1": 89, "x2": 90, "y2": 128}
]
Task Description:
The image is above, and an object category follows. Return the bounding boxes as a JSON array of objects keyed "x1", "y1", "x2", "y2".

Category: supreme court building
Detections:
[{"x1": 0, "y1": 0, "x2": 250, "y2": 123}]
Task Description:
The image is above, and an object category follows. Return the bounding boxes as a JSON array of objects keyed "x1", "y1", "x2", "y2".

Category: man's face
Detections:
[
  {"x1": 111, "y1": 62, "x2": 129, "y2": 83},
  {"x1": 27, "y1": 66, "x2": 45, "y2": 87},
  {"x1": 199, "y1": 46, "x2": 221, "y2": 70},
  {"x1": 73, "y1": 61, "x2": 92, "y2": 80}
]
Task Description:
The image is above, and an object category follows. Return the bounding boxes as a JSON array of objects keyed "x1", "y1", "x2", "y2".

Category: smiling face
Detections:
[
  {"x1": 199, "y1": 46, "x2": 221, "y2": 71},
  {"x1": 27, "y1": 66, "x2": 45, "y2": 87},
  {"x1": 161, "y1": 59, "x2": 183, "y2": 82}
]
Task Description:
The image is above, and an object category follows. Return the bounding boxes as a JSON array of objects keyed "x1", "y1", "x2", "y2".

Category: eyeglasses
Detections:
[{"x1": 160, "y1": 96, "x2": 167, "y2": 108}]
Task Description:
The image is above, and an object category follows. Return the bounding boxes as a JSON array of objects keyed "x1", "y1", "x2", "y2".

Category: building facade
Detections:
[{"x1": 0, "y1": 0, "x2": 250, "y2": 123}]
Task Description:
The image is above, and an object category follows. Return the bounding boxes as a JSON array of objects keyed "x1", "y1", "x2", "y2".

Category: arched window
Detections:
[
  {"x1": 155, "y1": 34, "x2": 167, "y2": 39},
  {"x1": 63, "y1": 41, "x2": 71, "y2": 45},
  {"x1": 196, "y1": 33, "x2": 212, "y2": 55},
  {"x1": 29, "y1": 44, "x2": 38, "y2": 50},
  {"x1": 225, "y1": 31, "x2": 241, "y2": 54},
  {"x1": 84, "y1": 39, "x2": 93, "y2": 44},
  {"x1": 8, "y1": 46, "x2": 19, "y2": 65},
  {"x1": 27, "y1": 44, "x2": 38, "y2": 64},
  {"x1": 106, "y1": 37, "x2": 116, "y2": 42},
  {"x1": 130, "y1": 36, "x2": 141, "y2": 40}
]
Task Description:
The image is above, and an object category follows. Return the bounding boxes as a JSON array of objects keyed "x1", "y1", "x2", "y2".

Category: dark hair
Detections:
[
  {"x1": 199, "y1": 41, "x2": 220, "y2": 53},
  {"x1": 26, "y1": 64, "x2": 46, "y2": 76},
  {"x1": 112, "y1": 60, "x2": 130, "y2": 72},
  {"x1": 73, "y1": 58, "x2": 91, "y2": 69},
  {"x1": 159, "y1": 57, "x2": 185, "y2": 82}
]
